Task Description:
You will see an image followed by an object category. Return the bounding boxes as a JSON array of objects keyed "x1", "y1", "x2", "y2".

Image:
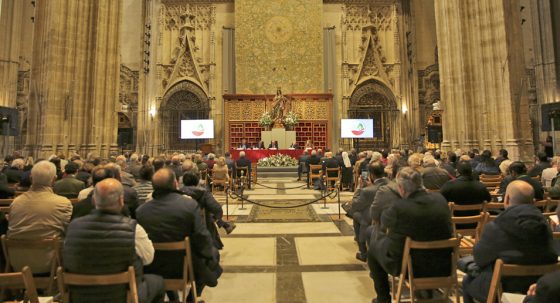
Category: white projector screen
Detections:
[
  {"x1": 180, "y1": 120, "x2": 214, "y2": 139},
  {"x1": 340, "y1": 119, "x2": 374, "y2": 138}
]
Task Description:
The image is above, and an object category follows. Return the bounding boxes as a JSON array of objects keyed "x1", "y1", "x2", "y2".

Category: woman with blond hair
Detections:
[{"x1": 212, "y1": 156, "x2": 230, "y2": 184}]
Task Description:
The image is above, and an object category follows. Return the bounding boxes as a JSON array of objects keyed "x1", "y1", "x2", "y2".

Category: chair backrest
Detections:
[
  {"x1": 235, "y1": 166, "x2": 248, "y2": 177},
  {"x1": 325, "y1": 168, "x2": 340, "y2": 180},
  {"x1": 396, "y1": 237, "x2": 460, "y2": 302},
  {"x1": 486, "y1": 259, "x2": 560, "y2": 303},
  {"x1": 0, "y1": 199, "x2": 13, "y2": 206},
  {"x1": 1, "y1": 235, "x2": 61, "y2": 293},
  {"x1": 309, "y1": 165, "x2": 322, "y2": 175},
  {"x1": 534, "y1": 199, "x2": 549, "y2": 210},
  {"x1": 485, "y1": 202, "x2": 505, "y2": 212},
  {"x1": 448, "y1": 202, "x2": 486, "y2": 212},
  {"x1": 57, "y1": 266, "x2": 139, "y2": 303},
  {"x1": 451, "y1": 213, "x2": 488, "y2": 239},
  {"x1": 151, "y1": 237, "x2": 197, "y2": 303},
  {"x1": 0, "y1": 266, "x2": 40, "y2": 303},
  {"x1": 480, "y1": 174, "x2": 502, "y2": 181}
]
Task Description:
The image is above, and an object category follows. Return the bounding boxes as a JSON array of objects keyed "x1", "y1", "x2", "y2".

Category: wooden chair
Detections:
[
  {"x1": 1, "y1": 235, "x2": 61, "y2": 295},
  {"x1": 210, "y1": 169, "x2": 228, "y2": 194},
  {"x1": 451, "y1": 213, "x2": 488, "y2": 256},
  {"x1": 151, "y1": 238, "x2": 197, "y2": 303},
  {"x1": 486, "y1": 259, "x2": 560, "y2": 303},
  {"x1": 0, "y1": 266, "x2": 40, "y2": 303},
  {"x1": 0, "y1": 199, "x2": 13, "y2": 207},
  {"x1": 534, "y1": 199, "x2": 549, "y2": 212},
  {"x1": 324, "y1": 168, "x2": 341, "y2": 191},
  {"x1": 481, "y1": 180, "x2": 501, "y2": 191},
  {"x1": 234, "y1": 166, "x2": 249, "y2": 191},
  {"x1": 394, "y1": 237, "x2": 460, "y2": 303},
  {"x1": 448, "y1": 202, "x2": 486, "y2": 213},
  {"x1": 552, "y1": 232, "x2": 560, "y2": 240},
  {"x1": 484, "y1": 202, "x2": 505, "y2": 213},
  {"x1": 480, "y1": 174, "x2": 503, "y2": 182},
  {"x1": 308, "y1": 164, "x2": 323, "y2": 189},
  {"x1": 57, "y1": 266, "x2": 139, "y2": 303}
]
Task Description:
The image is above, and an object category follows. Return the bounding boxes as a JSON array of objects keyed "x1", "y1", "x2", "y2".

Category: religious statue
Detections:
[{"x1": 270, "y1": 88, "x2": 290, "y2": 128}]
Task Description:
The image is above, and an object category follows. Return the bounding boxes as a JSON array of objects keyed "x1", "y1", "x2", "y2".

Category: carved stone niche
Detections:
[
  {"x1": 119, "y1": 65, "x2": 139, "y2": 112},
  {"x1": 418, "y1": 64, "x2": 440, "y2": 124}
]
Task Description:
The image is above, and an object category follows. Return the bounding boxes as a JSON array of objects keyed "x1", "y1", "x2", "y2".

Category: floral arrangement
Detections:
[
  {"x1": 259, "y1": 111, "x2": 273, "y2": 127},
  {"x1": 257, "y1": 153, "x2": 298, "y2": 167},
  {"x1": 283, "y1": 111, "x2": 299, "y2": 127}
]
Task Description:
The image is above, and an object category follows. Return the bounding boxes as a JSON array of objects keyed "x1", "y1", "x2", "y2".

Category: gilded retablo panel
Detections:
[{"x1": 235, "y1": 0, "x2": 323, "y2": 94}]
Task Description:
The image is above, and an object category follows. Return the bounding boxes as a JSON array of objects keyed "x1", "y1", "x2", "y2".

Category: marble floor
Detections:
[{"x1": 201, "y1": 176, "x2": 374, "y2": 303}]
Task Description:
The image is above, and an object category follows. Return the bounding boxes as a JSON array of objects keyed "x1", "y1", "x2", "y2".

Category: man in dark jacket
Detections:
[
  {"x1": 368, "y1": 167, "x2": 453, "y2": 303},
  {"x1": 180, "y1": 171, "x2": 235, "y2": 250},
  {"x1": 136, "y1": 168, "x2": 221, "y2": 298},
  {"x1": 297, "y1": 150, "x2": 309, "y2": 181},
  {"x1": 528, "y1": 151, "x2": 551, "y2": 177},
  {"x1": 235, "y1": 151, "x2": 252, "y2": 189},
  {"x1": 348, "y1": 162, "x2": 388, "y2": 261},
  {"x1": 462, "y1": 180, "x2": 558, "y2": 303},
  {"x1": 441, "y1": 161, "x2": 491, "y2": 219},
  {"x1": 64, "y1": 178, "x2": 164, "y2": 303},
  {"x1": 53, "y1": 162, "x2": 85, "y2": 198},
  {"x1": 500, "y1": 161, "x2": 544, "y2": 200}
]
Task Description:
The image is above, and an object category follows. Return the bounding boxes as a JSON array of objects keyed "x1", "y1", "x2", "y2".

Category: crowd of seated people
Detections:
[
  {"x1": 0, "y1": 149, "x2": 256, "y2": 302},
  {"x1": 340, "y1": 147, "x2": 560, "y2": 303},
  {"x1": 0, "y1": 146, "x2": 559, "y2": 302}
]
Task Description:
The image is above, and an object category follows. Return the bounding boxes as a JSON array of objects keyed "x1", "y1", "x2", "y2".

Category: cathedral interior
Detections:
[{"x1": 0, "y1": 0, "x2": 558, "y2": 159}]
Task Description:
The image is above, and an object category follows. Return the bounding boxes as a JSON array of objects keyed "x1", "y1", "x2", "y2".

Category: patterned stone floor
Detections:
[{"x1": 202, "y1": 177, "x2": 374, "y2": 303}]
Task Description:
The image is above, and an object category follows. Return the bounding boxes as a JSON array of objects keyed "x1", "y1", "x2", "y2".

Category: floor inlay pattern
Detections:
[{"x1": 201, "y1": 177, "x2": 372, "y2": 303}]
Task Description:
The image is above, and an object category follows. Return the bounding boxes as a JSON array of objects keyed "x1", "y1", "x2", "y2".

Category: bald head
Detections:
[
  {"x1": 93, "y1": 178, "x2": 124, "y2": 211},
  {"x1": 504, "y1": 180, "x2": 535, "y2": 207},
  {"x1": 152, "y1": 168, "x2": 177, "y2": 191}
]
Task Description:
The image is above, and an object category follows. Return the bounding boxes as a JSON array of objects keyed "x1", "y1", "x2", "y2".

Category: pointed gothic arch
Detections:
[
  {"x1": 349, "y1": 79, "x2": 398, "y2": 149},
  {"x1": 160, "y1": 80, "x2": 210, "y2": 150}
]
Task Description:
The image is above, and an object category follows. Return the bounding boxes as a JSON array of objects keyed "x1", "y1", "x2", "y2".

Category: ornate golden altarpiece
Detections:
[{"x1": 223, "y1": 93, "x2": 333, "y2": 149}]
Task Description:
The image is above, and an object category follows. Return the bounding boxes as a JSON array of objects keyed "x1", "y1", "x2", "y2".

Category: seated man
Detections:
[
  {"x1": 7, "y1": 160, "x2": 72, "y2": 274},
  {"x1": 441, "y1": 161, "x2": 491, "y2": 222},
  {"x1": 462, "y1": 181, "x2": 558, "y2": 303},
  {"x1": 368, "y1": 167, "x2": 453, "y2": 303},
  {"x1": 63, "y1": 179, "x2": 164, "y2": 303},
  {"x1": 53, "y1": 162, "x2": 86, "y2": 198},
  {"x1": 348, "y1": 162, "x2": 388, "y2": 262},
  {"x1": 235, "y1": 151, "x2": 252, "y2": 189},
  {"x1": 180, "y1": 171, "x2": 236, "y2": 250},
  {"x1": 72, "y1": 166, "x2": 130, "y2": 220},
  {"x1": 500, "y1": 161, "x2": 544, "y2": 200},
  {"x1": 136, "y1": 168, "x2": 222, "y2": 298}
]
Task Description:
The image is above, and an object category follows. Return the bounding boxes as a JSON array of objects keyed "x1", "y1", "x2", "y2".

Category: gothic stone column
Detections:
[
  {"x1": 25, "y1": 0, "x2": 121, "y2": 158},
  {"x1": 435, "y1": 0, "x2": 532, "y2": 160}
]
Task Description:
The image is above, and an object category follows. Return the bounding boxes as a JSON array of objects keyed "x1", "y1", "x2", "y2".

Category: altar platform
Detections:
[{"x1": 230, "y1": 148, "x2": 304, "y2": 161}]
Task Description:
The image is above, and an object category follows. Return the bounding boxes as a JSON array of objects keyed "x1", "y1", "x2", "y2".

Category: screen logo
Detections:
[
  {"x1": 192, "y1": 124, "x2": 205, "y2": 137},
  {"x1": 351, "y1": 122, "x2": 365, "y2": 136}
]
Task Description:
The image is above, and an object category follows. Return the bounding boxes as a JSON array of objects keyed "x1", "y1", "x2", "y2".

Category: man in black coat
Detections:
[
  {"x1": 235, "y1": 151, "x2": 252, "y2": 189},
  {"x1": 297, "y1": 150, "x2": 309, "y2": 181},
  {"x1": 368, "y1": 167, "x2": 453, "y2": 303},
  {"x1": 64, "y1": 178, "x2": 164, "y2": 303},
  {"x1": 441, "y1": 161, "x2": 491, "y2": 219},
  {"x1": 501, "y1": 161, "x2": 544, "y2": 200},
  {"x1": 348, "y1": 162, "x2": 388, "y2": 261},
  {"x1": 180, "y1": 171, "x2": 236, "y2": 249},
  {"x1": 528, "y1": 151, "x2": 551, "y2": 177},
  {"x1": 462, "y1": 180, "x2": 558, "y2": 303},
  {"x1": 136, "y1": 169, "x2": 221, "y2": 298}
]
